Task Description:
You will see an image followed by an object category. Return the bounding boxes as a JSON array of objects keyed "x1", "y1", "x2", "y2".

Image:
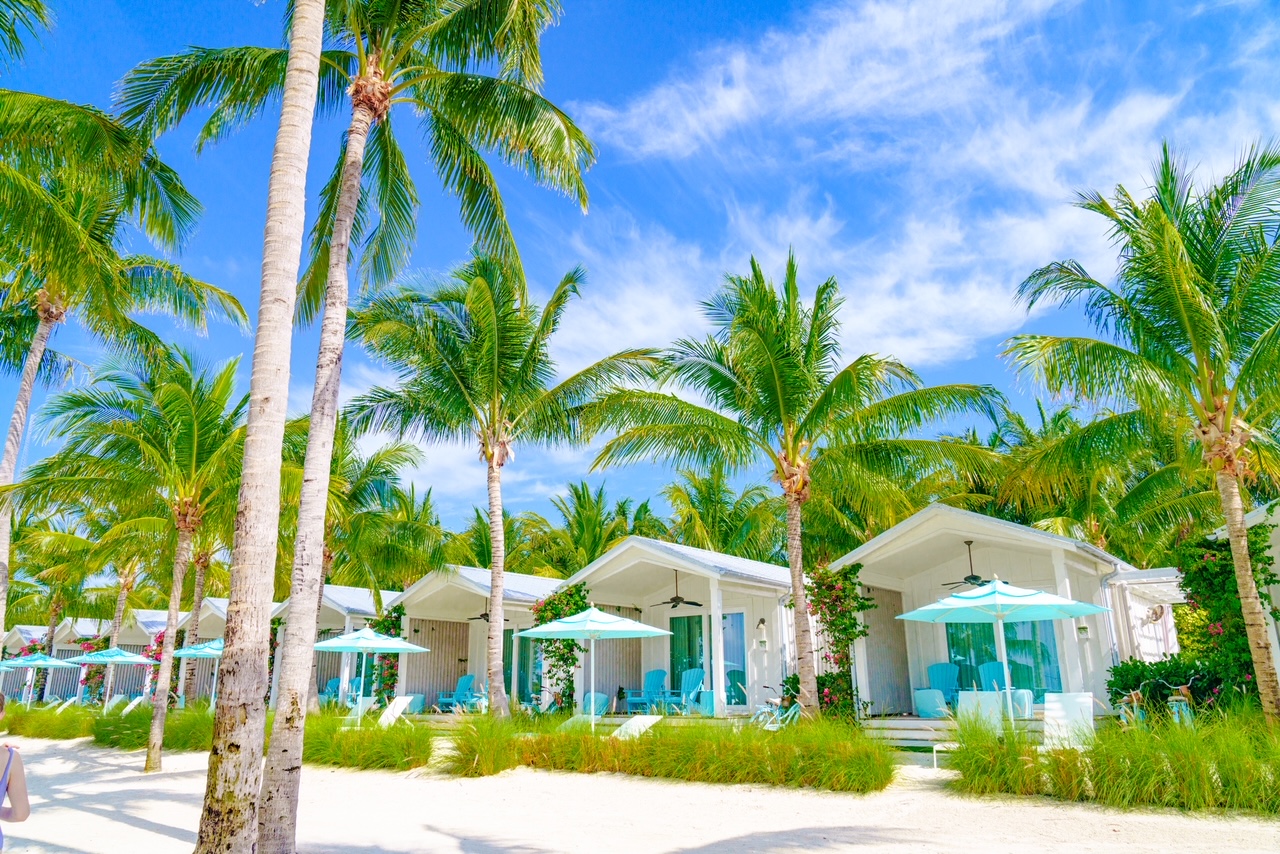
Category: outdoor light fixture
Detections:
[
  {"x1": 1076, "y1": 624, "x2": 1091, "y2": 639},
  {"x1": 757, "y1": 617, "x2": 767, "y2": 649}
]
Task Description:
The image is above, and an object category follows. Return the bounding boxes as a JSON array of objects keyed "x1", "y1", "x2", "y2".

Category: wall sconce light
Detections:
[
  {"x1": 757, "y1": 617, "x2": 767, "y2": 649},
  {"x1": 1076, "y1": 624, "x2": 1090, "y2": 640}
]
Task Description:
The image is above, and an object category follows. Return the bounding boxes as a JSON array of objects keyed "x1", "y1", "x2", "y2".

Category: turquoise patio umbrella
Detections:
[
  {"x1": 518, "y1": 607, "x2": 671, "y2": 732},
  {"x1": 66, "y1": 647, "x2": 156, "y2": 707},
  {"x1": 5, "y1": 652, "x2": 81, "y2": 706},
  {"x1": 897, "y1": 579, "x2": 1107, "y2": 720},
  {"x1": 313, "y1": 629, "x2": 429, "y2": 726},
  {"x1": 174, "y1": 639, "x2": 225, "y2": 709}
]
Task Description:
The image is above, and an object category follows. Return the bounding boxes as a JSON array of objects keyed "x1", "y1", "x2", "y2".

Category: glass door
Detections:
[
  {"x1": 721, "y1": 612, "x2": 747, "y2": 705},
  {"x1": 669, "y1": 614, "x2": 704, "y2": 690}
]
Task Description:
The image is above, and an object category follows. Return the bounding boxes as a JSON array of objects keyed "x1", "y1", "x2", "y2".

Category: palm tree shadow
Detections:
[{"x1": 671, "y1": 825, "x2": 911, "y2": 852}]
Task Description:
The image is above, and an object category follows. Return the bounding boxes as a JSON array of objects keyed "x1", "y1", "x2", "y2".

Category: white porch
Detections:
[
  {"x1": 831, "y1": 505, "x2": 1130, "y2": 716},
  {"x1": 561, "y1": 537, "x2": 793, "y2": 716}
]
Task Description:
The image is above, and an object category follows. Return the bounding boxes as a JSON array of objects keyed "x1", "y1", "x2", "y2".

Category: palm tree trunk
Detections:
[
  {"x1": 258, "y1": 97, "x2": 376, "y2": 854},
  {"x1": 0, "y1": 306, "x2": 58, "y2": 635},
  {"x1": 146, "y1": 525, "x2": 193, "y2": 772},
  {"x1": 486, "y1": 458, "x2": 511, "y2": 716},
  {"x1": 103, "y1": 573, "x2": 131, "y2": 702},
  {"x1": 1216, "y1": 470, "x2": 1280, "y2": 720},
  {"x1": 307, "y1": 565, "x2": 329, "y2": 715},
  {"x1": 785, "y1": 494, "x2": 818, "y2": 715},
  {"x1": 196, "y1": 1, "x2": 325, "y2": 848},
  {"x1": 39, "y1": 601, "x2": 60, "y2": 701},
  {"x1": 182, "y1": 553, "x2": 209, "y2": 702}
]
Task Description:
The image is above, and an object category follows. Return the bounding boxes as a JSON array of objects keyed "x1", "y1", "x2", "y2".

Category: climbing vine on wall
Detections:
[
  {"x1": 805, "y1": 561, "x2": 875, "y2": 671},
  {"x1": 368, "y1": 604, "x2": 406, "y2": 706},
  {"x1": 532, "y1": 583, "x2": 590, "y2": 708}
]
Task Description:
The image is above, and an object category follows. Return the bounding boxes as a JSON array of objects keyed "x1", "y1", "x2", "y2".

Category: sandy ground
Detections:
[{"x1": 3, "y1": 738, "x2": 1279, "y2": 853}]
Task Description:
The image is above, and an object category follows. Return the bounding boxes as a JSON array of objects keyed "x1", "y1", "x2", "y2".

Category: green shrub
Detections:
[
  {"x1": 92, "y1": 704, "x2": 262, "y2": 754},
  {"x1": 952, "y1": 707, "x2": 1280, "y2": 814},
  {"x1": 3, "y1": 705, "x2": 96, "y2": 739},
  {"x1": 449, "y1": 718, "x2": 895, "y2": 793},
  {"x1": 302, "y1": 714, "x2": 433, "y2": 771}
]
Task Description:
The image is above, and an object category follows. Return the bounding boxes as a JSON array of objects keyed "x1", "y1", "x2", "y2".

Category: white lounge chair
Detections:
[
  {"x1": 102, "y1": 694, "x2": 127, "y2": 714},
  {"x1": 609, "y1": 714, "x2": 662, "y2": 740},
  {"x1": 121, "y1": 695, "x2": 147, "y2": 715},
  {"x1": 54, "y1": 697, "x2": 78, "y2": 715},
  {"x1": 1042, "y1": 692, "x2": 1094, "y2": 751},
  {"x1": 377, "y1": 695, "x2": 412, "y2": 728}
]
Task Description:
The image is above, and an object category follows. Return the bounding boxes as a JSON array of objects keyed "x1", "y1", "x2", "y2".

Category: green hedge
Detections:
[
  {"x1": 3, "y1": 705, "x2": 97, "y2": 739},
  {"x1": 950, "y1": 708, "x2": 1280, "y2": 814},
  {"x1": 301, "y1": 712, "x2": 433, "y2": 771},
  {"x1": 448, "y1": 718, "x2": 896, "y2": 793}
]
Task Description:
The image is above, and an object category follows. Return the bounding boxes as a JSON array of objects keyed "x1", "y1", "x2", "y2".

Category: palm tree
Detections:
[
  {"x1": 446, "y1": 507, "x2": 537, "y2": 575},
  {"x1": 525, "y1": 481, "x2": 663, "y2": 577},
  {"x1": 348, "y1": 254, "x2": 655, "y2": 715},
  {"x1": 662, "y1": 463, "x2": 783, "y2": 563},
  {"x1": 16, "y1": 351, "x2": 247, "y2": 768},
  {"x1": 0, "y1": 0, "x2": 48, "y2": 63},
  {"x1": 590, "y1": 252, "x2": 1001, "y2": 711},
  {"x1": 1004, "y1": 143, "x2": 1280, "y2": 718},
  {"x1": 191, "y1": 5, "x2": 325, "y2": 850},
  {"x1": 0, "y1": 98, "x2": 231, "y2": 636}
]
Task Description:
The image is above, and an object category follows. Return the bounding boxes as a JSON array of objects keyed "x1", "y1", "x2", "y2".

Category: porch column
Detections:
[
  {"x1": 176, "y1": 652, "x2": 187, "y2": 697},
  {"x1": 709, "y1": 577, "x2": 726, "y2": 716},
  {"x1": 396, "y1": 610, "x2": 410, "y2": 698},
  {"x1": 268, "y1": 619, "x2": 286, "y2": 708},
  {"x1": 1052, "y1": 548, "x2": 1086, "y2": 693},
  {"x1": 338, "y1": 614, "x2": 353, "y2": 704}
]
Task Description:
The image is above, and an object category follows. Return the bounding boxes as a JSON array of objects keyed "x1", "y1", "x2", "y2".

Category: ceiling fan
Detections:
[
  {"x1": 468, "y1": 610, "x2": 509, "y2": 622},
  {"x1": 942, "y1": 540, "x2": 988, "y2": 589},
  {"x1": 652, "y1": 571, "x2": 702, "y2": 609}
]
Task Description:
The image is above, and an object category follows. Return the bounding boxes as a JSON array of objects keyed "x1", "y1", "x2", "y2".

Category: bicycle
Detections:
[{"x1": 748, "y1": 685, "x2": 802, "y2": 731}]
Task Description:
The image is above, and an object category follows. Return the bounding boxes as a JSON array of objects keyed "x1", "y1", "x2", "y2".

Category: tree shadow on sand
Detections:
[{"x1": 670, "y1": 825, "x2": 913, "y2": 852}]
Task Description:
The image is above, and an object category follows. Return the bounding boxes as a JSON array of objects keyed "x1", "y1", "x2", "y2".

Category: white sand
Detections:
[{"x1": 5, "y1": 737, "x2": 1280, "y2": 852}]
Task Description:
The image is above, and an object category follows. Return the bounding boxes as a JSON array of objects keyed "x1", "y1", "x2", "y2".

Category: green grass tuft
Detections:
[
  {"x1": 302, "y1": 714, "x2": 433, "y2": 771},
  {"x1": 951, "y1": 706, "x2": 1280, "y2": 814},
  {"x1": 3, "y1": 705, "x2": 97, "y2": 739},
  {"x1": 448, "y1": 718, "x2": 896, "y2": 793}
]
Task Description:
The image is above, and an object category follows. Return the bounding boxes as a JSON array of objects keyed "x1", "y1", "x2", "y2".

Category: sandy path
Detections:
[{"x1": 3, "y1": 738, "x2": 1278, "y2": 852}]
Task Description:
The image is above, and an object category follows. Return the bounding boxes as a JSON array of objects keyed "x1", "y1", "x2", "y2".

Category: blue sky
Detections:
[{"x1": 4, "y1": 0, "x2": 1279, "y2": 528}]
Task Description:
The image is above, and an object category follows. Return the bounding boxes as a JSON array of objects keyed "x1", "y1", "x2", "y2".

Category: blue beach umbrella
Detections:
[
  {"x1": 313, "y1": 629, "x2": 429, "y2": 725},
  {"x1": 174, "y1": 639, "x2": 225, "y2": 709},
  {"x1": 67, "y1": 647, "x2": 157, "y2": 707},
  {"x1": 518, "y1": 607, "x2": 671, "y2": 731},
  {"x1": 5, "y1": 653, "x2": 81, "y2": 706},
  {"x1": 898, "y1": 579, "x2": 1107, "y2": 720}
]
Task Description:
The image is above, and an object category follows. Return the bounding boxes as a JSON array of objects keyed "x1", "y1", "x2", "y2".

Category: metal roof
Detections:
[
  {"x1": 563, "y1": 537, "x2": 792, "y2": 591},
  {"x1": 321, "y1": 584, "x2": 401, "y2": 617}
]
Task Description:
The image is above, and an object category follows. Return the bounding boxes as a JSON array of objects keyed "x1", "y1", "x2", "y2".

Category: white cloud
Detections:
[{"x1": 579, "y1": 0, "x2": 1063, "y2": 159}]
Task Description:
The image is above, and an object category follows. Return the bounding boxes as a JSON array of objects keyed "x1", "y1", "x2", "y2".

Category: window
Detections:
[
  {"x1": 502, "y1": 629, "x2": 536, "y2": 704},
  {"x1": 945, "y1": 620, "x2": 1062, "y2": 701}
]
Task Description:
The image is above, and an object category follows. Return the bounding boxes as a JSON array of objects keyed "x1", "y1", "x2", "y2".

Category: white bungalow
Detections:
[
  {"x1": 556, "y1": 537, "x2": 793, "y2": 715},
  {"x1": 829, "y1": 504, "x2": 1172, "y2": 716},
  {"x1": 1, "y1": 625, "x2": 46, "y2": 696},
  {"x1": 268, "y1": 584, "x2": 398, "y2": 706},
  {"x1": 389, "y1": 567, "x2": 559, "y2": 710}
]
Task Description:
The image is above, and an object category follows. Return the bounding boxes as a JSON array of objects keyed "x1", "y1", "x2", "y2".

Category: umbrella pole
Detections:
[
  {"x1": 589, "y1": 637, "x2": 596, "y2": 734},
  {"x1": 995, "y1": 615, "x2": 1014, "y2": 722},
  {"x1": 210, "y1": 664, "x2": 219, "y2": 714}
]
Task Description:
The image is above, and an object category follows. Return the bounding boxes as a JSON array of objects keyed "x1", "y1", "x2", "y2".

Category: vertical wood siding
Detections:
[
  {"x1": 400, "y1": 618, "x2": 469, "y2": 707},
  {"x1": 583, "y1": 607, "x2": 642, "y2": 712},
  {"x1": 862, "y1": 586, "x2": 912, "y2": 715}
]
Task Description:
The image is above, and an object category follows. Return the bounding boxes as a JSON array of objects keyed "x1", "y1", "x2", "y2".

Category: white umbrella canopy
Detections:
[
  {"x1": 898, "y1": 579, "x2": 1108, "y2": 720},
  {"x1": 519, "y1": 607, "x2": 671, "y2": 731}
]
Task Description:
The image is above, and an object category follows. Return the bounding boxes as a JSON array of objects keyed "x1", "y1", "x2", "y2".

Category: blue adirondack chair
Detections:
[
  {"x1": 438, "y1": 674, "x2": 477, "y2": 712},
  {"x1": 318, "y1": 677, "x2": 341, "y2": 705},
  {"x1": 726, "y1": 668, "x2": 747, "y2": 706},
  {"x1": 669, "y1": 668, "x2": 705, "y2": 715},
  {"x1": 582, "y1": 692, "x2": 610, "y2": 717},
  {"x1": 928, "y1": 662, "x2": 960, "y2": 705},
  {"x1": 625, "y1": 669, "x2": 668, "y2": 713},
  {"x1": 977, "y1": 661, "x2": 1006, "y2": 692}
]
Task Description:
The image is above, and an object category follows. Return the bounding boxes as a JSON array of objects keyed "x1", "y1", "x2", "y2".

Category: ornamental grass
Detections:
[
  {"x1": 3, "y1": 704, "x2": 97, "y2": 739},
  {"x1": 301, "y1": 711, "x2": 433, "y2": 771},
  {"x1": 951, "y1": 705, "x2": 1280, "y2": 815},
  {"x1": 448, "y1": 718, "x2": 896, "y2": 793}
]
